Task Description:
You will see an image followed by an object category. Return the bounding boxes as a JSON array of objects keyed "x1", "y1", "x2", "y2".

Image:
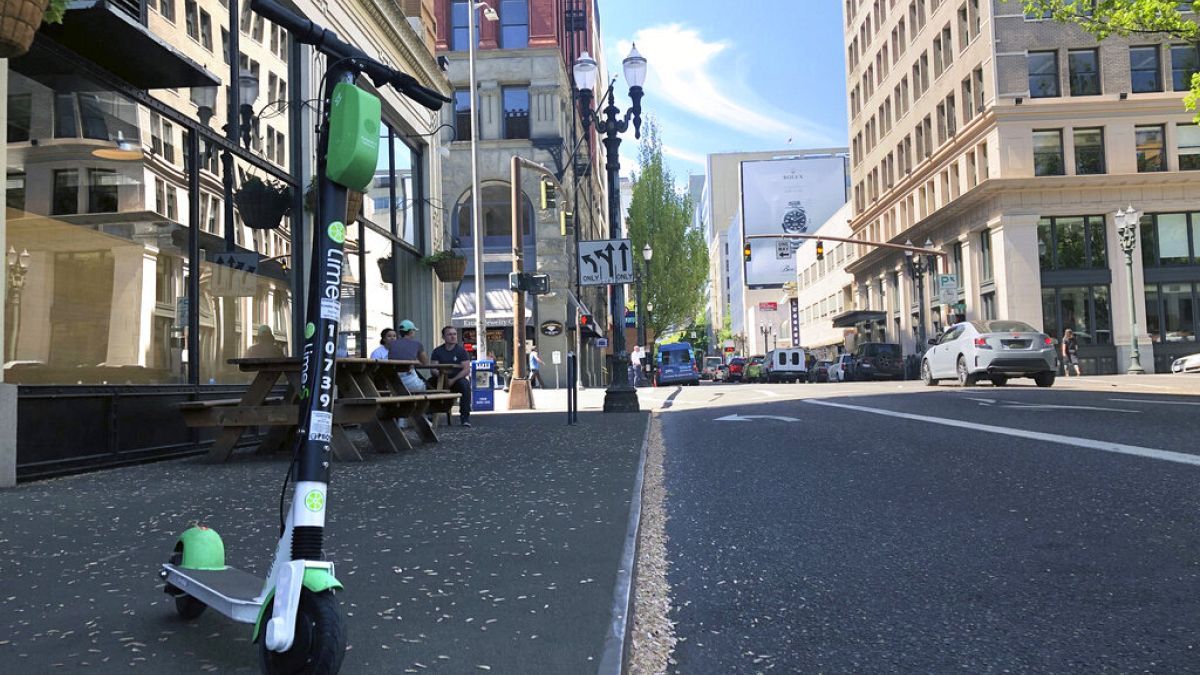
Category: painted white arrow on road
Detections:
[
  {"x1": 965, "y1": 397, "x2": 1134, "y2": 413},
  {"x1": 714, "y1": 414, "x2": 800, "y2": 422}
]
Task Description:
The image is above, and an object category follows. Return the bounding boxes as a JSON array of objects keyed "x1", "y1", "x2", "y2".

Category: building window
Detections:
[
  {"x1": 1028, "y1": 51, "x2": 1060, "y2": 97},
  {"x1": 1172, "y1": 44, "x2": 1199, "y2": 91},
  {"x1": 199, "y1": 10, "x2": 213, "y2": 51},
  {"x1": 1135, "y1": 124, "x2": 1166, "y2": 172},
  {"x1": 1073, "y1": 127, "x2": 1105, "y2": 174},
  {"x1": 1042, "y1": 285, "x2": 1112, "y2": 344},
  {"x1": 52, "y1": 169, "x2": 78, "y2": 216},
  {"x1": 1145, "y1": 283, "x2": 1197, "y2": 343},
  {"x1": 450, "y1": 1, "x2": 475, "y2": 52},
  {"x1": 7, "y1": 92, "x2": 30, "y2": 142},
  {"x1": 87, "y1": 169, "x2": 119, "y2": 213},
  {"x1": 499, "y1": 0, "x2": 529, "y2": 49},
  {"x1": 502, "y1": 86, "x2": 529, "y2": 139},
  {"x1": 160, "y1": 0, "x2": 175, "y2": 22},
  {"x1": 454, "y1": 89, "x2": 472, "y2": 141},
  {"x1": 1140, "y1": 212, "x2": 1198, "y2": 267},
  {"x1": 981, "y1": 292, "x2": 996, "y2": 319},
  {"x1": 7, "y1": 172, "x2": 25, "y2": 211},
  {"x1": 454, "y1": 183, "x2": 534, "y2": 244},
  {"x1": 1033, "y1": 129, "x2": 1065, "y2": 176},
  {"x1": 1178, "y1": 123, "x2": 1200, "y2": 170},
  {"x1": 185, "y1": 0, "x2": 198, "y2": 40},
  {"x1": 1038, "y1": 215, "x2": 1108, "y2": 270},
  {"x1": 1068, "y1": 49, "x2": 1100, "y2": 95},
  {"x1": 979, "y1": 228, "x2": 993, "y2": 282},
  {"x1": 1130, "y1": 46, "x2": 1162, "y2": 93}
]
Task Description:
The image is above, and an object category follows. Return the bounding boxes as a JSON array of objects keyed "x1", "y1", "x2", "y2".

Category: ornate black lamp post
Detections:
[
  {"x1": 637, "y1": 243, "x2": 652, "y2": 348},
  {"x1": 573, "y1": 44, "x2": 647, "y2": 412},
  {"x1": 904, "y1": 238, "x2": 935, "y2": 350},
  {"x1": 1115, "y1": 205, "x2": 1146, "y2": 374}
]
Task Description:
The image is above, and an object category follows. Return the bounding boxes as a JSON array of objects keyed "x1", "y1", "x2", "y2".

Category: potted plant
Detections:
[
  {"x1": 421, "y1": 249, "x2": 466, "y2": 283},
  {"x1": 0, "y1": 0, "x2": 65, "y2": 59},
  {"x1": 376, "y1": 255, "x2": 395, "y2": 284},
  {"x1": 234, "y1": 177, "x2": 292, "y2": 230},
  {"x1": 304, "y1": 180, "x2": 365, "y2": 224}
]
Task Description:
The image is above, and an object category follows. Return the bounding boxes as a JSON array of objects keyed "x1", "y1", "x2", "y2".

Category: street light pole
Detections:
[
  {"x1": 1115, "y1": 206, "x2": 1146, "y2": 374},
  {"x1": 468, "y1": 2, "x2": 497, "y2": 359},
  {"x1": 6, "y1": 247, "x2": 30, "y2": 362},
  {"x1": 905, "y1": 238, "x2": 934, "y2": 351},
  {"x1": 573, "y1": 45, "x2": 647, "y2": 413},
  {"x1": 637, "y1": 243, "x2": 652, "y2": 348}
]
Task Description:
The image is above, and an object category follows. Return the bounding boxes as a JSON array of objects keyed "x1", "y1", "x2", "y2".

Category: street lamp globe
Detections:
[
  {"x1": 904, "y1": 239, "x2": 914, "y2": 259},
  {"x1": 642, "y1": 243, "x2": 653, "y2": 262},
  {"x1": 572, "y1": 51, "x2": 598, "y2": 93},
  {"x1": 623, "y1": 44, "x2": 647, "y2": 87}
]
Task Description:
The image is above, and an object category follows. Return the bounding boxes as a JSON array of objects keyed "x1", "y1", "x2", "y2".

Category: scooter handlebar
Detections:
[{"x1": 250, "y1": 0, "x2": 449, "y2": 110}]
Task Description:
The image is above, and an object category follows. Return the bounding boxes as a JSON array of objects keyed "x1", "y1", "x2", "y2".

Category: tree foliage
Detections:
[
  {"x1": 625, "y1": 117, "x2": 709, "y2": 338},
  {"x1": 1017, "y1": 1, "x2": 1200, "y2": 115}
]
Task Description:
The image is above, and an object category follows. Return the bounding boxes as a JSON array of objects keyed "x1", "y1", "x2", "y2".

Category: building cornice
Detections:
[{"x1": 353, "y1": 0, "x2": 449, "y2": 95}]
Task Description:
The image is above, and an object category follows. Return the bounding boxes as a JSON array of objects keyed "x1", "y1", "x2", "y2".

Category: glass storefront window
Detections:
[
  {"x1": 1042, "y1": 285, "x2": 1112, "y2": 345},
  {"x1": 1055, "y1": 217, "x2": 1085, "y2": 268},
  {"x1": 1162, "y1": 283, "x2": 1196, "y2": 342},
  {"x1": 1039, "y1": 215, "x2": 1106, "y2": 270},
  {"x1": 1146, "y1": 285, "x2": 1161, "y2": 342},
  {"x1": 1158, "y1": 213, "x2": 1190, "y2": 264},
  {"x1": 454, "y1": 183, "x2": 534, "y2": 248}
]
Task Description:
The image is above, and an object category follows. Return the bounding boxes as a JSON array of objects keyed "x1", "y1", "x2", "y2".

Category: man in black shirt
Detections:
[{"x1": 430, "y1": 325, "x2": 473, "y2": 427}]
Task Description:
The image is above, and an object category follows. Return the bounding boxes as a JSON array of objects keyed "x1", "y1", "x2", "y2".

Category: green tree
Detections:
[
  {"x1": 1016, "y1": 1, "x2": 1200, "y2": 116},
  {"x1": 625, "y1": 117, "x2": 709, "y2": 338}
]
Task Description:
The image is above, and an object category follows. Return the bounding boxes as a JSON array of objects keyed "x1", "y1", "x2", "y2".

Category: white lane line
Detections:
[
  {"x1": 1110, "y1": 398, "x2": 1200, "y2": 406},
  {"x1": 806, "y1": 399, "x2": 1200, "y2": 467}
]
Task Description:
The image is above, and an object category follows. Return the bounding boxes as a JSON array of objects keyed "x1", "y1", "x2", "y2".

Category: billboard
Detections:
[{"x1": 740, "y1": 156, "x2": 847, "y2": 287}]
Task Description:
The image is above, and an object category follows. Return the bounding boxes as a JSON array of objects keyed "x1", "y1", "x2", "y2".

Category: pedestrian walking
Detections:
[
  {"x1": 370, "y1": 327, "x2": 397, "y2": 359},
  {"x1": 629, "y1": 344, "x2": 643, "y2": 386},
  {"x1": 387, "y1": 320, "x2": 428, "y2": 392},
  {"x1": 1061, "y1": 328, "x2": 1082, "y2": 377},
  {"x1": 430, "y1": 325, "x2": 473, "y2": 427},
  {"x1": 528, "y1": 346, "x2": 544, "y2": 388}
]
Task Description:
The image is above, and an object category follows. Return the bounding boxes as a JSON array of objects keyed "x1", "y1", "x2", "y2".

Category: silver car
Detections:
[
  {"x1": 922, "y1": 320, "x2": 1058, "y2": 387},
  {"x1": 1172, "y1": 353, "x2": 1200, "y2": 374}
]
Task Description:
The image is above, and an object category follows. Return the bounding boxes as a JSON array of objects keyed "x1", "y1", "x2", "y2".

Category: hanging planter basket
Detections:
[
  {"x1": 0, "y1": 0, "x2": 49, "y2": 60},
  {"x1": 377, "y1": 256, "x2": 395, "y2": 284},
  {"x1": 304, "y1": 182, "x2": 365, "y2": 224},
  {"x1": 433, "y1": 256, "x2": 467, "y2": 283},
  {"x1": 234, "y1": 177, "x2": 293, "y2": 230}
]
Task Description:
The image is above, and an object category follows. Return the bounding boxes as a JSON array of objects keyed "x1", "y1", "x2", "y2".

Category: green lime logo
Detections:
[
  {"x1": 305, "y1": 322, "x2": 316, "y2": 339},
  {"x1": 304, "y1": 490, "x2": 325, "y2": 512},
  {"x1": 327, "y1": 221, "x2": 346, "y2": 243}
]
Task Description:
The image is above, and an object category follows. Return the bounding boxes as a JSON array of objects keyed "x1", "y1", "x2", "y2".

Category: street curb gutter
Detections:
[{"x1": 597, "y1": 412, "x2": 653, "y2": 675}]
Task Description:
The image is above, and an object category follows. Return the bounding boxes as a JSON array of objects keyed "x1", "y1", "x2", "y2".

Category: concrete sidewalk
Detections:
[{"x1": 0, "y1": 409, "x2": 649, "y2": 673}]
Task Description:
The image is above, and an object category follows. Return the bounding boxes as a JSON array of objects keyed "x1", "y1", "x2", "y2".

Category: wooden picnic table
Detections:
[{"x1": 177, "y1": 357, "x2": 458, "y2": 463}]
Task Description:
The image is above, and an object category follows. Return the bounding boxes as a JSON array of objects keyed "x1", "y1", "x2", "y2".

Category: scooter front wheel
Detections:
[
  {"x1": 166, "y1": 552, "x2": 207, "y2": 619},
  {"x1": 258, "y1": 589, "x2": 346, "y2": 675}
]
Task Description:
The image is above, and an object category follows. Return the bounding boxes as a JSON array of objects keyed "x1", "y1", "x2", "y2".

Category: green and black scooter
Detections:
[{"x1": 159, "y1": 1, "x2": 449, "y2": 671}]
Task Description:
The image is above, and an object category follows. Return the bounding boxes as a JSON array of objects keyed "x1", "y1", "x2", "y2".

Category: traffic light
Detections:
[
  {"x1": 579, "y1": 313, "x2": 602, "y2": 339},
  {"x1": 527, "y1": 273, "x2": 550, "y2": 295},
  {"x1": 743, "y1": 242, "x2": 752, "y2": 262},
  {"x1": 540, "y1": 179, "x2": 557, "y2": 209},
  {"x1": 509, "y1": 272, "x2": 523, "y2": 291},
  {"x1": 815, "y1": 240, "x2": 825, "y2": 261},
  {"x1": 560, "y1": 210, "x2": 574, "y2": 236}
]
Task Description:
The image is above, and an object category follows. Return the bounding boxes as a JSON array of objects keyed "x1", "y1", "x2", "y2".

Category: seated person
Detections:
[
  {"x1": 429, "y1": 326, "x2": 472, "y2": 427},
  {"x1": 386, "y1": 320, "x2": 429, "y2": 392}
]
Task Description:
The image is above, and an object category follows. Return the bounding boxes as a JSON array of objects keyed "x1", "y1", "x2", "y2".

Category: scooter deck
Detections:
[{"x1": 163, "y1": 564, "x2": 266, "y2": 623}]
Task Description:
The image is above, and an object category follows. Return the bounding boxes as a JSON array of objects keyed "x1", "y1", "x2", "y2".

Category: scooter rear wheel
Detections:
[
  {"x1": 167, "y1": 552, "x2": 207, "y2": 619},
  {"x1": 258, "y1": 590, "x2": 346, "y2": 675}
]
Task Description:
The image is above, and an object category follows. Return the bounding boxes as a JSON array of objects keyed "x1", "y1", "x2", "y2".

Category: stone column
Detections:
[{"x1": 991, "y1": 213, "x2": 1041, "y2": 324}]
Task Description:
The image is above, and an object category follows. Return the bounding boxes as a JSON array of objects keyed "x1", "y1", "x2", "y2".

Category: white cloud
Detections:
[
  {"x1": 614, "y1": 25, "x2": 837, "y2": 147},
  {"x1": 662, "y1": 144, "x2": 706, "y2": 166}
]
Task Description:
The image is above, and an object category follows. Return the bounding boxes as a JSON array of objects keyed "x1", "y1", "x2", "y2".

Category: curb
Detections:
[{"x1": 596, "y1": 412, "x2": 654, "y2": 675}]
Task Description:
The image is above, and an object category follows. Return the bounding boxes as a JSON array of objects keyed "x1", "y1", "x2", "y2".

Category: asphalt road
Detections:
[{"x1": 656, "y1": 378, "x2": 1200, "y2": 673}]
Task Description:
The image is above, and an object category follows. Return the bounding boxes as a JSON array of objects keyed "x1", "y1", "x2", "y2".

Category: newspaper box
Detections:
[{"x1": 471, "y1": 359, "x2": 496, "y2": 411}]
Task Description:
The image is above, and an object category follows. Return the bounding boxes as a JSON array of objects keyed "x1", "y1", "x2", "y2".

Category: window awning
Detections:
[
  {"x1": 831, "y1": 310, "x2": 887, "y2": 328},
  {"x1": 451, "y1": 277, "x2": 533, "y2": 328},
  {"x1": 37, "y1": 1, "x2": 220, "y2": 90}
]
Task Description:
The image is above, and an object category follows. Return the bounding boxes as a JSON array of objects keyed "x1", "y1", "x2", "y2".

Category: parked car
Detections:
[
  {"x1": 808, "y1": 360, "x2": 832, "y2": 383},
  {"x1": 852, "y1": 342, "x2": 905, "y2": 381},
  {"x1": 922, "y1": 320, "x2": 1058, "y2": 387},
  {"x1": 655, "y1": 342, "x2": 701, "y2": 386},
  {"x1": 713, "y1": 364, "x2": 729, "y2": 382},
  {"x1": 827, "y1": 354, "x2": 855, "y2": 382},
  {"x1": 764, "y1": 348, "x2": 808, "y2": 382},
  {"x1": 1171, "y1": 352, "x2": 1200, "y2": 373},
  {"x1": 701, "y1": 356, "x2": 724, "y2": 380},
  {"x1": 744, "y1": 355, "x2": 767, "y2": 383},
  {"x1": 727, "y1": 357, "x2": 747, "y2": 382}
]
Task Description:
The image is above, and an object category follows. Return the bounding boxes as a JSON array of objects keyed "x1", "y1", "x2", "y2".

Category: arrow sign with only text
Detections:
[{"x1": 578, "y1": 238, "x2": 634, "y2": 286}]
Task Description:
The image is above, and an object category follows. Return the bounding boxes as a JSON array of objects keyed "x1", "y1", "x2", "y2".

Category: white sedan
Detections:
[
  {"x1": 922, "y1": 320, "x2": 1059, "y2": 387},
  {"x1": 1172, "y1": 353, "x2": 1200, "y2": 374}
]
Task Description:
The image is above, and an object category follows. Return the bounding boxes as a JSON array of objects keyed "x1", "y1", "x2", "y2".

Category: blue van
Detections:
[{"x1": 655, "y1": 342, "x2": 700, "y2": 386}]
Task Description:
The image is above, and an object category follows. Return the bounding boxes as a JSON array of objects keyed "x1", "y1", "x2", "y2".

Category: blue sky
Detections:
[{"x1": 598, "y1": 0, "x2": 850, "y2": 181}]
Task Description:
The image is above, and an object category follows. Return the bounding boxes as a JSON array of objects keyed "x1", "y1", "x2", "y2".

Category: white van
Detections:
[{"x1": 764, "y1": 348, "x2": 808, "y2": 382}]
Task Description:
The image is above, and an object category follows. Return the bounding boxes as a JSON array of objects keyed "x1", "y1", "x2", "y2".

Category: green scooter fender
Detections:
[
  {"x1": 174, "y1": 526, "x2": 226, "y2": 570},
  {"x1": 252, "y1": 568, "x2": 344, "y2": 642}
]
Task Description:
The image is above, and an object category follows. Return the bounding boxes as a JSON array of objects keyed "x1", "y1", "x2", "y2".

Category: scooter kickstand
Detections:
[{"x1": 265, "y1": 560, "x2": 306, "y2": 652}]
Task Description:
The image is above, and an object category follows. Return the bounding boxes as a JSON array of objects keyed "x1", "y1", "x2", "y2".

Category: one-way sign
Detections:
[{"x1": 578, "y1": 238, "x2": 634, "y2": 286}]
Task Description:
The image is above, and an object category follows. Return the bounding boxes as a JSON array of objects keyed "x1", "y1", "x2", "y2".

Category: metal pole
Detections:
[
  {"x1": 601, "y1": 90, "x2": 638, "y2": 412},
  {"x1": 636, "y1": 269, "x2": 645, "y2": 347},
  {"x1": 468, "y1": 4, "x2": 487, "y2": 359},
  {"x1": 1124, "y1": 247, "x2": 1146, "y2": 374},
  {"x1": 508, "y1": 157, "x2": 534, "y2": 409}
]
